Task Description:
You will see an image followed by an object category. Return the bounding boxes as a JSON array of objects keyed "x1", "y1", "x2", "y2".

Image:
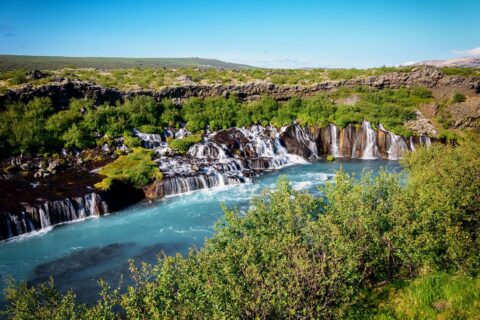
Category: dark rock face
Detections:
[
  {"x1": 211, "y1": 128, "x2": 250, "y2": 157},
  {"x1": 0, "y1": 79, "x2": 125, "y2": 111},
  {"x1": 280, "y1": 125, "x2": 317, "y2": 158}
]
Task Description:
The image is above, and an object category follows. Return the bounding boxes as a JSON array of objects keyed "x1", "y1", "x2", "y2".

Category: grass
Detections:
[
  {"x1": 350, "y1": 273, "x2": 480, "y2": 319},
  {"x1": 442, "y1": 67, "x2": 480, "y2": 77},
  {"x1": 95, "y1": 147, "x2": 162, "y2": 190},
  {"x1": 168, "y1": 134, "x2": 203, "y2": 155}
]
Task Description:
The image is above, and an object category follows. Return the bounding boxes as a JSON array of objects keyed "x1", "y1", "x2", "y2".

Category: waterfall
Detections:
[
  {"x1": 149, "y1": 125, "x2": 308, "y2": 198},
  {"x1": 0, "y1": 193, "x2": 109, "y2": 241},
  {"x1": 378, "y1": 124, "x2": 409, "y2": 160},
  {"x1": 155, "y1": 173, "x2": 244, "y2": 197},
  {"x1": 351, "y1": 121, "x2": 379, "y2": 159},
  {"x1": 133, "y1": 128, "x2": 169, "y2": 155},
  {"x1": 409, "y1": 136, "x2": 416, "y2": 151},
  {"x1": 188, "y1": 141, "x2": 228, "y2": 161},
  {"x1": 39, "y1": 207, "x2": 51, "y2": 229},
  {"x1": 362, "y1": 121, "x2": 378, "y2": 159},
  {"x1": 330, "y1": 124, "x2": 340, "y2": 157},
  {"x1": 420, "y1": 135, "x2": 432, "y2": 147}
]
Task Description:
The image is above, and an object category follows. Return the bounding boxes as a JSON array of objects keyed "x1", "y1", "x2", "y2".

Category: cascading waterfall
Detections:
[
  {"x1": 379, "y1": 124, "x2": 409, "y2": 160},
  {"x1": 329, "y1": 124, "x2": 341, "y2": 157},
  {"x1": 360, "y1": 121, "x2": 378, "y2": 159},
  {"x1": 0, "y1": 193, "x2": 108, "y2": 241},
  {"x1": 409, "y1": 136, "x2": 416, "y2": 151},
  {"x1": 149, "y1": 125, "x2": 308, "y2": 198},
  {"x1": 1, "y1": 122, "x2": 433, "y2": 241},
  {"x1": 146, "y1": 122, "x2": 433, "y2": 198},
  {"x1": 420, "y1": 135, "x2": 432, "y2": 147}
]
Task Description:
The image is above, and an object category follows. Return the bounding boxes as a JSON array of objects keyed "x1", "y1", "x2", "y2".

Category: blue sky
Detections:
[{"x1": 0, "y1": 0, "x2": 479, "y2": 68}]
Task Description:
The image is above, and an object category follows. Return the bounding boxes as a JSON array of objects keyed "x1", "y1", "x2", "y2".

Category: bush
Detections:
[
  {"x1": 123, "y1": 134, "x2": 141, "y2": 148},
  {"x1": 95, "y1": 148, "x2": 162, "y2": 190},
  {"x1": 137, "y1": 124, "x2": 162, "y2": 134},
  {"x1": 168, "y1": 134, "x2": 203, "y2": 154},
  {"x1": 452, "y1": 92, "x2": 466, "y2": 103}
]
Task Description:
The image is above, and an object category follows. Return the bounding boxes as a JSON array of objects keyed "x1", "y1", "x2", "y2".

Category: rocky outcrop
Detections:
[
  {"x1": 446, "y1": 96, "x2": 480, "y2": 129},
  {"x1": 404, "y1": 111, "x2": 439, "y2": 136},
  {"x1": 2, "y1": 66, "x2": 479, "y2": 110}
]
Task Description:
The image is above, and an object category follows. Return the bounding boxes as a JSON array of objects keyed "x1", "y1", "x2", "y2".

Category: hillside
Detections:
[
  {"x1": 415, "y1": 57, "x2": 480, "y2": 68},
  {"x1": 0, "y1": 55, "x2": 254, "y2": 71}
]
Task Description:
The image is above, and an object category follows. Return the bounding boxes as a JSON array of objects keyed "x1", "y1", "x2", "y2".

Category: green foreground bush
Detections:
[{"x1": 2, "y1": 142, "x2": 479, "y2": 319}]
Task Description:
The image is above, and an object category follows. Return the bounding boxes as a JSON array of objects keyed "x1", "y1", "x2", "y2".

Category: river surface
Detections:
[{"x1": 0, "y1": 159, "x2": 402, "y2": 304}]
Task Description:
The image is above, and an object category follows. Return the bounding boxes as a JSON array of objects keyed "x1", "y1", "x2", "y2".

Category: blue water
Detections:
[{"x1": 0, "y1": 159, "x2": 401, "y2": 303}]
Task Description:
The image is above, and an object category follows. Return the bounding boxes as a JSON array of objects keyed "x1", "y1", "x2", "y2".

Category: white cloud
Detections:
[
  {"x1": 400, "y1": 61, "x2": 418, "y2": 66},
  {"x1": 452, "y1": 47, "x2": 480, "y2": 57}
]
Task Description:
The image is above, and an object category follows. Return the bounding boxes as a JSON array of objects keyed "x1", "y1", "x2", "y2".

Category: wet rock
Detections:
[{"x1": 280, "y1": 124, "x2": 317, "y2": 158}]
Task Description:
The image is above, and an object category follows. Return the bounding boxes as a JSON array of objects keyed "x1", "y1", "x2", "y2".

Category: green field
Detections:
[{"x1": 0, "y1": 55, "x2": 253, "y2": 71}]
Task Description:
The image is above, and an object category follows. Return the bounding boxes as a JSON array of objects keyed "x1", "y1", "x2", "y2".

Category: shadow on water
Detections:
[{"x1": 23, "y1": 241, "x2": 190, "y2": 305}]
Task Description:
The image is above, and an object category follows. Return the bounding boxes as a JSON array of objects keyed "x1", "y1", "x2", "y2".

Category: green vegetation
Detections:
[
  {"x1": 0, "y1": 87, "x2": 433, "y2": 159},
  {"x1": 442, "y1": 66, "x2": 480, "y2": 77},
  {"x1": 54, "y1": 66, "x2": 418, "y2": 90},
  {"x1": 351, "y1": 273, "x2": 480, "y2": 319},
  {"x1": 0, "y1": 61, "x2": 424, "y2": 91},
  {"x1": 0, "y1": 69, "x2": 28, "y2": 85},
  {"x1": 95, "y1": 148, "x2": 162, "y2": 190},
  {"x1": 168, "y1": 134, "x2": 203, "y2": 155},
  {"x1": 452, "y1": 91, "x2": 467, "y2": 103},
  {"x1": 3, "y1": 140, "x2": 480, "y2": 319}
]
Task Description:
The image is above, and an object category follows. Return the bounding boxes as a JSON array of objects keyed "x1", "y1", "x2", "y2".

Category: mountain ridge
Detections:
[
  {"x1": 414, "y1": 57, "x2": 480, "y2": 68},
  {"x1": 0, "y1": 55, "x2": 254, "y2": 71}
]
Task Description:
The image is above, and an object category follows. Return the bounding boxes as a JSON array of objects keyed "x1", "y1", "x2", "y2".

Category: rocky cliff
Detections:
[{"x1": 1, "y1": 66, "x2": 479, "y2": 109}]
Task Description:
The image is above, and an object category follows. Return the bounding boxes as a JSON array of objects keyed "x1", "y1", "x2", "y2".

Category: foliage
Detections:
[
  {"x1": 350, "y1": 273, "x2": 480, "y2": 319},
  {"x1": 442, "y1": 66, "x2": 480, "y2": 77},
  {"x1": 0, "y1": 69, "x2": 28, "y2": 85},
  {"x1": 122, "y1": 134, "x2": 141, "y2": 148},
  {"x1": 168, "y1": 134, "x2": 203, "y2": 155},
  {"x1": 4, "y1": 142, "x2": 480, "y2": 318},
  {"x1": 95, "y1": 148, "x2": 162, "y2": 190},
  {"x1": 0, "y1": 97, "x2": 54, "y2": 156},
  {"x1": 452, "y1": 92, "x2": 466, "y2": 103},
  {"x1": 0, "y1": 86, "x2": 435, "y2": 159}
]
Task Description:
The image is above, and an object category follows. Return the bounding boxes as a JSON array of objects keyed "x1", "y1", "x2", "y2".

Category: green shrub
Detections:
[
  {"x1": 123, "y1": 134, "x2": 141, "y2": 148},
  {"x1": 0, "y1": 69, "x2": 27, "y2": 85},
  {"x1": 95, "y1": 148, "x2": 162, "y2": 190},
  {"x1": 452, "y1": 92, "x2": 466, "y2": 103},
  {"x1": 137, "y1": 124, "x2": 162, "y2": 134},
  {"x1": 168, "y1": 134, "x2": 203, "y2": 154}
]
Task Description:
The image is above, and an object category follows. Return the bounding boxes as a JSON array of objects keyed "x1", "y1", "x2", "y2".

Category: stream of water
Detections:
[{"x1": 0, "y1": 159, "x2": 402, "y2": 304}]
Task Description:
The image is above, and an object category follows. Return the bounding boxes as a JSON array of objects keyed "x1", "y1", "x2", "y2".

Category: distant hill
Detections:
[
  {"x1": 0, "y1": 55, "x2": 254, "y2": 71},
  {"x1": 414, "y1": 57, "x2": 480, "y2": 68}
]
